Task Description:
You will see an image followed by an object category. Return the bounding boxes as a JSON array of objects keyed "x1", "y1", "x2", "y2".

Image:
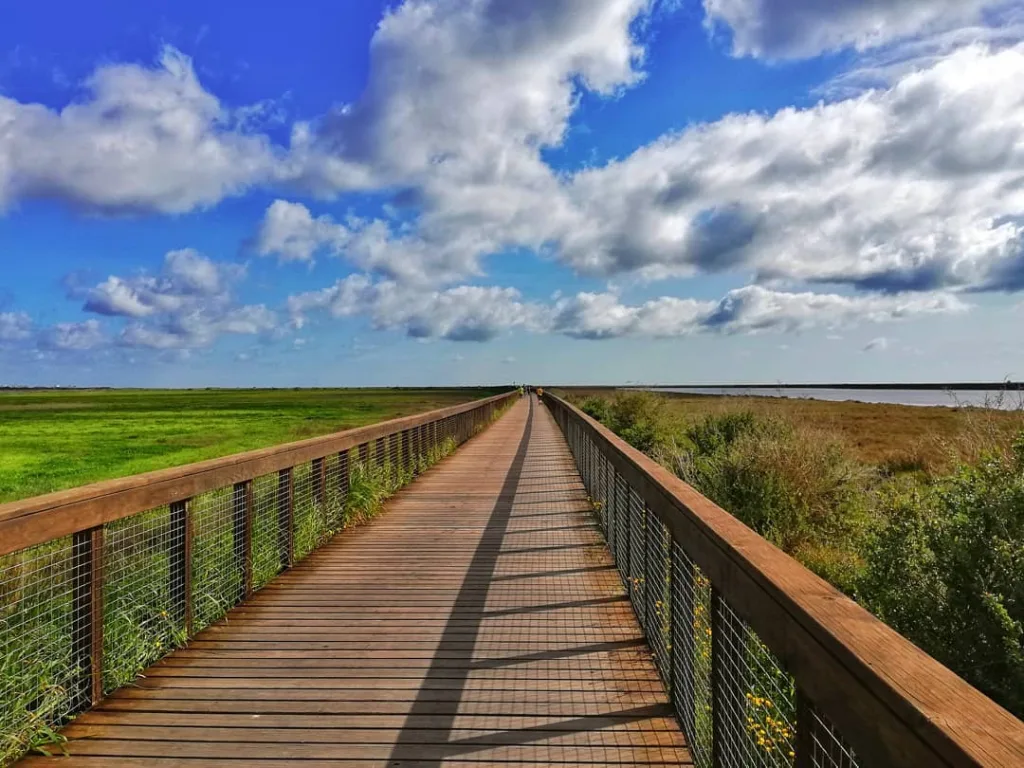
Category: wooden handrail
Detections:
[
  {"x1": 542, "y1": 391, "x2": 1024, "y2": 768},
  {"x1": 0, "y1": 391, "x2": 516, "y2": 557}
]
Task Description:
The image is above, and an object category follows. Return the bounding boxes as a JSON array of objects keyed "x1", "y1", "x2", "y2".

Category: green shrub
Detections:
[
  {"x1": 579, "y1": 396, "x2": 611, "y2": 424},
  {"x1": 595, "y1": 397, "x2": 1024, "y2": 718},
  {"x1": 676, "y1": 412, "x2": 870, "y2": 563},
  {"x1": 686, "y1": 410, "x2": 762, "y2": 454},
  {"x1": 858, "y1": 439, "x2": 1024, "y2": 713},
  {"x1": 607, "y1": 392, "x2": 672, "y2": 456}
]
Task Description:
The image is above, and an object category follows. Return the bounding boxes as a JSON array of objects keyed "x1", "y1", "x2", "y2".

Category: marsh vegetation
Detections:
[{"x1": 565, "y1": 388, "x2": 1024, "y2": 718}]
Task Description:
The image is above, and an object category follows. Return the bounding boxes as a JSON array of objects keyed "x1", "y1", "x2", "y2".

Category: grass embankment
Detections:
[
  {"x1": 562, "y1": 388, "x2": 1024, "y2": 721},
  {"x1": 0, "y1": 388, "x2": 501, "y2": 503}
]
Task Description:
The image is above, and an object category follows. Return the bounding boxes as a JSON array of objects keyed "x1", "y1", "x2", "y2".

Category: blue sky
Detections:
[{"x1": 2, "y1": 0, "x2": 1024, "y2": 386}]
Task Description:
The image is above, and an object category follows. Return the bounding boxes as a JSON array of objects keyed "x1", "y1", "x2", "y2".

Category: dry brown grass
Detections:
[{"x1": 558, "y1": 387, "x2": 1024, "y2": 473}]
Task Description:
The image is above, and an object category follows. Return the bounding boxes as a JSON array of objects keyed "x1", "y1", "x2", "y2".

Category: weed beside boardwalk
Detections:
[{"x1": 573, "y1": 390, "x2": 1024, "y2": 720}]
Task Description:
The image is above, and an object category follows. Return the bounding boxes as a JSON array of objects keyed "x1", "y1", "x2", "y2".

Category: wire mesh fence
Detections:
[
  {"x1": 0, "y1": 537, "x2": 79, "y2": 764},
  {"x1": 0, "y1": 393, "x2": 516, "y2": 767},
  {"x1": 102, "y1": 505, "x2": 183, "y2": 694},
  {"x1": 557, "y1": 406, "x2": 861, "y2": 768}
]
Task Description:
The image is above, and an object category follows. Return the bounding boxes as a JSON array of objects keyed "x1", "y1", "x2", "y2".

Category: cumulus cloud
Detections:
[
  {"x1": 0, "y1": 47, "x2": 284, "y2": 214},
  {"x1": 550, "y1": 293, "x2": 710, "y2": 339},
  {"x1": 263, "y1": 39, "x2": 1024, "y2": 300},
  {"x1": 38, "y1": 319, "x2": 105, "y2": 351},
  {"x1": 254, "y1": 201, "x2": 483, "y2": 283},
  {"x1": 82, "y1": 249, "x2": 242, "y2": 318},
  {"x1": 250, "y1": 0, "x2": 660, "y2": 283},
  {"x1": 118, "y1": 304, "x2": 278, "y2": 350},
  {"x1": 702, "y1": 0, "x2": 1014, "y2": 59},
  {"x1": 700, "y1": 286, "x2": 966, "y2": 334},
  {"x1": 0, "y1": 312, "x2": 32, "y2": 342},
  {"x1": 75, "y1": 249, "x2": 277, "y2": 350},
  {"x1": 548, "y1": 44, "x2": 1024, "y2": 295},
  {"x1": 253, "y1": 199, "x2": 349, "y2": 263},
  {"x1": 288, "y1": 276, "x2": 965, "y2": 342},
  {"x1": 551, "y1": 285, "x2": 966, "y2": 338},
  {"x1": 288, "y1": 275, "x2": 542, "y2": 341}
]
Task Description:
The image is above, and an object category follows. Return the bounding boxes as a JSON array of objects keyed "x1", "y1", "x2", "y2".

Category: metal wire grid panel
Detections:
[
  {"x1": 292, "y1": 459, "x2": 323, "y2": 561},
  {"x1": 612, "y1": 471, "x2": 629, "y2": 579},
  {"x1": 801, "y1": 701, "x2": 859, "y2": 768},
  {"x1": 712, "y1": 594, "x2": 797, "y2": 768},
  {"x1": 558, "y1": 414, "x2": 860, "y2": 768},
  {"x1": 251, "y1": 472, "x2": 284, "y2": 591},
  {"x1": 101, "y1": 505, "x2": 182, "y2": 694},
  {"x1": 644, "y1": 509, "x2": 672, "y2": 689},
  {"x1": 628, "y1": 487, "x2": 647, "y2": 629},
  {"x1": 190, "y1": 485, "x2": 241, "y2": 633},
  {"x1": 671, "y1": 542, "x2": 714, "y2": 768},
  {"x1": 0, "y1": 536, "x2": 80, "y2": 764}
]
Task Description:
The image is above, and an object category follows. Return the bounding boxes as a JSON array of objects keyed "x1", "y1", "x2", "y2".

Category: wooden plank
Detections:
[
  {"x1": 544, "y1": 392, "x2": 1024, "y2": 767},
  {"x1": 22, "y1": 396, "x2": 692, "y2": 767}
]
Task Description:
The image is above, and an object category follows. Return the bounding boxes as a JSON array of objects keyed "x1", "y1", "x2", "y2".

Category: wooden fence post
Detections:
[
  {"x1": 72, "y1": 526, "x2": 104, "y2": 707},
  {"x1": 169, "y1": 499, "x2": 192, "y2": 636},
  {"x1": 795, "y1": 688, "x2": 815, "y2": 768},
  {"x1": 233, "y1": 481, "x2": 253, "y2": 603},
  {"x1": 312, "y1": 456, "x2": 326, "y2": 506},
  {"x1": 337, "y1": 450, "x2": 350, "y2": 499},
  {"x1": 277, "y1": 468, "x2": 294, "y2": 571}
]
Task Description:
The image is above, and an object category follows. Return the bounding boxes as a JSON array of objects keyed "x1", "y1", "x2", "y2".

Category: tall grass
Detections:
[{"x1": 572, "y1": 390, "x2": 1024, "y2": 719}]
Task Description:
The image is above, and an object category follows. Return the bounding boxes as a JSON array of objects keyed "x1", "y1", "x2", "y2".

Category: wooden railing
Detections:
[
  {"x1": 0, "y1": 391, "x2": 518, "y2": 765},
  {"x1": 542, "y1": 392, "x2": 1024, "y2": 768}
]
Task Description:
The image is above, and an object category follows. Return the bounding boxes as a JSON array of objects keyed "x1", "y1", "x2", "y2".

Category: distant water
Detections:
[{"x1": 643, "y1": 387, "x2": 1024, "y2": 410}]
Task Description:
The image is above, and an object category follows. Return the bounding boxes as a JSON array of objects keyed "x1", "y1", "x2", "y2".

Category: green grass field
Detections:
[{"x1": 0, "y1": 387, "x2": 503, "y2": 503}]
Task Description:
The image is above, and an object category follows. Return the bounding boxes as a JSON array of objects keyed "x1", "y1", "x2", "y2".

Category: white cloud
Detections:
[
  {"x1": 38, "y1": 319, "x2": 105, "y2": 351},
  {"x1": 288, "y1": 276, "x2": 965, "y2": 342},
  {"x1": 254, "y1": 199, "x2": 349, "y2": 263},
  {"x1": 698, "y1": 286, "x2": 966, "y2": 334},
  {"x1": 702, "y1": 0, "x2": 1014, "y2": 59},
  {"x1": 83, "y1": 249, "x2": 241, "y2": 318},
  {"x1": 117, "y1": 304, "x2": 278, "y2": 350},
  {"x1": 550, "y1": 292, "x2": 710, "y2": 339},
  {"x1": 76, "y1": 249, "x2": 278, "y2": 350},
  {"x1": 263, "y1": 39, "x2": 1024, "y2": 300},
  {"x1": 0, "y1": 47, "x2": 282, "y2": 214},
  {"x1": 300, "y1": 0, "x2": 650, "y2": 186},
  {"x1": 257, "y1": 0, "x2": 660, "y2": 283},
  {"x1": 0, "y1": 312, "x2": 32, "y2": 342},
  {"x1": 288, "y1": 276, "x2": 542, "y2": 341},
  {"x1": 546, "y1": 44, "x2": 1024, "y2": 294},
  {"x1": 254, "y1": 200, "x2": 483, "y2": 283},
  {"x1": 550, "y1": 285, "x2": 965, "y2": 339}
]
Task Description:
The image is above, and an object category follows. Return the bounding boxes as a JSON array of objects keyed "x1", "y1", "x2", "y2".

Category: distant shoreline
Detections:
[{"x1": 637, "y1": 383, "x2": 1024, "y2": 391}]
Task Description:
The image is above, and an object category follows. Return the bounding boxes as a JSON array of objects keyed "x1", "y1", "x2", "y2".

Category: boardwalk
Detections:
[{"x1": 22, "y1": 396, "x2": 691, "y2": 766}]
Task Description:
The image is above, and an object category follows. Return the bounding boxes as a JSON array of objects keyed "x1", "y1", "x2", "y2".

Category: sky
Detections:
[{"x1": 3, "y1": 0, "x2": 1024, "y2": 387}]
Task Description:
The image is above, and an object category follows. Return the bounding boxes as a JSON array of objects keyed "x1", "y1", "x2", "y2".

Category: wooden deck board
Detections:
[{"x1": 21, "y1": 396, "x2": 691, "y2": 767}]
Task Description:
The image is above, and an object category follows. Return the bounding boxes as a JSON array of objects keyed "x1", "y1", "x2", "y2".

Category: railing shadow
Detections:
[{"x1": 387, "y1": 396, "x2": 535, "y2": 765}]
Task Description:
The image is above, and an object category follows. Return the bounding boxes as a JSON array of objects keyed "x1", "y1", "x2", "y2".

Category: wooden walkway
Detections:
[{"x1": 23, "y1": 396, "x2": 691, "y2": 766}]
